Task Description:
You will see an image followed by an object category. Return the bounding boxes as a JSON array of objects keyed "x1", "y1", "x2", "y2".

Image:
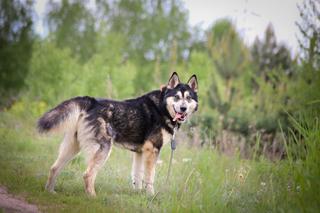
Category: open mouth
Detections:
[{"x1": 173, "y1": 110, "x2": 187, "y2": 122}]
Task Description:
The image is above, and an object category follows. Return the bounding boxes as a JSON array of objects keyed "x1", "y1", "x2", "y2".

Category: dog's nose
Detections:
[{"x1": 180, "y1": 106, "x2": 187, "y2": 112}]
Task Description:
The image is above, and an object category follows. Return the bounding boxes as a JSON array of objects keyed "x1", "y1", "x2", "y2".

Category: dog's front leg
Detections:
[
  {"x1": 131, "y1": 152, "x2": 143, "y2": 190},
  {"x1": 142, "y1": 141, "x2": 159, "y2": 195}
]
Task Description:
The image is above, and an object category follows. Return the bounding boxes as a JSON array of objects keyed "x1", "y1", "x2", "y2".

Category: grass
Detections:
[{"x1": 0, "y1": 108, "x2": 319, "y2": 212}]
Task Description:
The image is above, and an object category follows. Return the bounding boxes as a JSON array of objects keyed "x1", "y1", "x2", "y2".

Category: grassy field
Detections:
[{"x1": 0, "y1": 108, "x2": 319, "y2": 213}]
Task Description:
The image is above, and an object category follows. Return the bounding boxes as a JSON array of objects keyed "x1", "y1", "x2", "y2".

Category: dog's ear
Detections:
[
  {"x1": 187, "y1": 74, "x2": 198, "y2": 93},
  {"x1": 167, "y1": 72, "x2": 180, "y2": 89},
  {"x1": 160, "y1": 84, "x2": 167, "y2": 92}
]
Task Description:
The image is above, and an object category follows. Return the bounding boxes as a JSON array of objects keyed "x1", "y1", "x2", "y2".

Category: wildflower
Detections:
[{"x1": 182, "y1": 158, "x2": 192, "y2": 162}]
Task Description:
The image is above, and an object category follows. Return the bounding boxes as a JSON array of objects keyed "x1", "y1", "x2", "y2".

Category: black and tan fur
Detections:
[{"x1": 38, "y1": 72, "x2": 198, "y2": 196}]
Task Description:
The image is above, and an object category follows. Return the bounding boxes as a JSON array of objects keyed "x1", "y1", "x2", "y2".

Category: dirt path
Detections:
[{"x1": 0, "y1": 186, "x2": 39, "y2": 213}]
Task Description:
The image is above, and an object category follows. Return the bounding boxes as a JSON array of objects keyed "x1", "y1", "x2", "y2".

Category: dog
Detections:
[{"x1": 38, "y1": 72, "x2": 198, "y2": 196}]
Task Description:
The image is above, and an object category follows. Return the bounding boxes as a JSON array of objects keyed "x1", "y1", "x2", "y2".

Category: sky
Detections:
[
  {"x1": 184, "y1": 0, "x2": 302, "y2": 54},
  {"x1": 34, "y1": 0, "x2": 302, "y2": 54}
]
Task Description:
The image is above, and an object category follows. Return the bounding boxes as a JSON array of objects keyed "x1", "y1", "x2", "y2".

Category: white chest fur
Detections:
[{"x1": 161, "y1": 129, "x2": 173, "y2": 146}]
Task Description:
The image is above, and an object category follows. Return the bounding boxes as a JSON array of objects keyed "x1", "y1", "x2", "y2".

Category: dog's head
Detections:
[{"x1": 163, "y1": 72, "x2": 198, "y2": 123}]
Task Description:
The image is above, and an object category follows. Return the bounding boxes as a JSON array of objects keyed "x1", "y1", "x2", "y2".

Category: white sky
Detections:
[
  {"x1": 184, "y1": 0, "x2": 302, "y2": 54},
  {"x1": 34, "y1": 0, "x2": 302, "y2": 54}
]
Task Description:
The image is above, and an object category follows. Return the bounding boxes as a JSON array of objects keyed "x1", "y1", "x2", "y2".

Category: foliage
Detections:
[
  {"x1": 205, "y1": 20, "x2": 251, "y2": 121},
  {"x1": 103, "y1": 0, "x2": 190, "y2": 61},
  {"x1": 296, "y1": 0, "x2": 320, "y2": 70},
  {"x1": 25, "y1": 35, "x2": 137, "y2": 105},
  {"x1": 208, "y1": 19, "x2": 248, "y2": 80},
  {"x1": 46, "y1": 0, "x2": 97, "y2": 62},
  {"x1": 45, "y1": 0, "x2": 190, "y2": 63},
  {"x1": 0, "y1": 0, "x2": 34, "y2": 106},
  {"x1": 252, "y1": 24, "x2": 295, "y2": 79},
  {"x1": 25, "y1": 41, "x2": 82, "y2": 105}
]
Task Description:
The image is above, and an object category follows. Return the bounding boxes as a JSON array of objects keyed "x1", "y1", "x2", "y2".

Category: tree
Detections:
[
  {"x1": 206, "y1": 19, "x2": 249, "y2": 118},
  {"x1": 45, "y1": 0, "x2": 97, "y2": 62},
  {"x1": 251, "y1": 24, "x2": 294, "y2": 81},
  {"x1": 0, "y1": 0, "x2": 34, "y2": 106},
  {"x1": 98, "y1": 0, "x2": 190, "y2": 62},
  {"x1": 207, "y1": 19, "x2": 248, "y2": 80},
  {"x1": 296, "y1": 0, "x2": 320, "y2": 70},
  {"x1": 292, "y1": 0, "x2": 320, "y2": 115},
  {"x1": 43, "y1": 0, "x2": 190, "y2": 93}
]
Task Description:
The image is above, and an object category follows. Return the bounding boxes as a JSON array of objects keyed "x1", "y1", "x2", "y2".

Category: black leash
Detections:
[
  {"x1": 165, "y1": 127, "x2": 177, "y2": 182},
  {"x1": 150, "y1": 126, "x2": 177, "y2": 203}
]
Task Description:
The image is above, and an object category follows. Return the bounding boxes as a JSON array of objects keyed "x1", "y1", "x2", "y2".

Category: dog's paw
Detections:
[
  {"x1": 45, "y1": 188, "x2": 57, "y2": 194},
  {"x1": 132, "y1": 181, "x2": 143, "y2": 190},
  {"x1": 87, "y1": 192, "x2": 97, "y2": 197},
  {"x1": 85, "y1": 188, "x2": 97, "y2": 197},
  {"x1": 45, "y1": 184, "x2": 57, "y2": 194},
  {"x1": 145, "y1": 184, "x2": 155, "y2": 196}
]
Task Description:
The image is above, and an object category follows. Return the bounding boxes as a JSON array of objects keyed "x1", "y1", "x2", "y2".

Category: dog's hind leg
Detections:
[
  {"x1": 131, "y1": 152, "x2": 143, "y2": 190},
  {"x1": 46, "y1": 132, "x2": 80, "y2": 193},
  {"x1": 83, "y1": 139, "x2": 112, "y2": 197}
]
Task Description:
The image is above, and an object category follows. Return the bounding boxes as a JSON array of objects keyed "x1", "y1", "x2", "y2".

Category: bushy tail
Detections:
[{"x1": 37, "y1": 96, "x2": 96, "y2": 134}]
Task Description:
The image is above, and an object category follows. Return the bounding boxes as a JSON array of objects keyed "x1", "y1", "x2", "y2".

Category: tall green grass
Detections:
[{"x1": 0, "y1": 108, "x2": 319, "y2": 212}]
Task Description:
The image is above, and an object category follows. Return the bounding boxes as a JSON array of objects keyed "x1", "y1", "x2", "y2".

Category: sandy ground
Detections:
[{"x1": 0, "y1": 186, "x2": 39, "y2": 213}]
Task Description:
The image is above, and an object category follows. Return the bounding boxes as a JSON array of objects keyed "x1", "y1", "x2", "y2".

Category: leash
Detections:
[
  {"x1": 165, "y1": 127, "x2": 177, "y2": 182},
  {"x1": 150, "y1": 126, "x2": 177, "y2": 203}
]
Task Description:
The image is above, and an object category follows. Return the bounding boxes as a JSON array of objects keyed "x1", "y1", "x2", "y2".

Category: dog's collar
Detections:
[{"x1": 163, "y1": 117, "x2": 180, "y2": 135}]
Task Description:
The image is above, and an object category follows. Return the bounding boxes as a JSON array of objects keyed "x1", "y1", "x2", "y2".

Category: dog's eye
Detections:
[
  {"x1": 186, "y1": 96, "x2": 192, "y2": 101},
  {"x1": 174, "y1": 95, "x2": 180, "y2": 101}
]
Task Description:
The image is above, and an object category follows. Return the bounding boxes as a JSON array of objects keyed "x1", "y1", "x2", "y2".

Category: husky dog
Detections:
[{"x1": 38, "y1": 72, "x2": 198, "y2": 196}]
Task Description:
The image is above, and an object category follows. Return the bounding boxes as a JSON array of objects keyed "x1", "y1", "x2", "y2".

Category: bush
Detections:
[{"x1": 25, "y1": 41, "x2": 82, "y2": 105}]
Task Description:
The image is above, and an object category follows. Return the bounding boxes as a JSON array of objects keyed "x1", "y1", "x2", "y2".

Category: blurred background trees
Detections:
[
  {"x1": 1, "y1": 0, "x2": 319, "y2": 159},
  {"x1": 296, "y1": 0, "x2": 320, "y2": 70},
  {"x1": 207, "y1": 20, "x2": 249, "y2": 124},
  {"x1": 0, "y1": 0, "x2": 34, "y2": 106},
  {"x1": 46, "y1": 0, "x2": 97, "y2": 62}
]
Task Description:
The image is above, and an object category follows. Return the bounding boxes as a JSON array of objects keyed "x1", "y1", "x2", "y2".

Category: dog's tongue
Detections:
[{"x1": 173, "y1": 112, "x2": 183, "y2": 121}]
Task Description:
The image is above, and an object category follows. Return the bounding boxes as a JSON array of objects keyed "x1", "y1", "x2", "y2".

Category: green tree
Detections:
[
  {"x1": 291, "y1": 0, "x2": 320, "y2": 114},
  {"x1": 25, "y1": 41, "x2": 82, "y2": 104},
  {"x1": 0, "y1": 0, "x2": 34, "y2": 106},
  {"x1": 98, "y1": 0, "x2": 190, "y2": 62},
  {"x1": 296, "y1": 0, "x2": 320, "y2": 70},
  {"x1": 206, "y1": 19, "x2": 249, "y2": 119},
  {"x1": 84, "y1": 32, "x2": 137, "y2": 99},
  {"x1": 46, "y1": 0, "x2": 97, "y2": 62},
  {"x1": 251, "y1": 24, "x2": 294, "y2": 82}
]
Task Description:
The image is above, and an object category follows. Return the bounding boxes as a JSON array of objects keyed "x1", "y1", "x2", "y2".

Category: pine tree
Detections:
[
  {"x1": 251, "y1": 24, "x2": 294, "y2": 82},
  {"x1": 296, "y1": 0, "x2": 320, "y2": 70}
]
